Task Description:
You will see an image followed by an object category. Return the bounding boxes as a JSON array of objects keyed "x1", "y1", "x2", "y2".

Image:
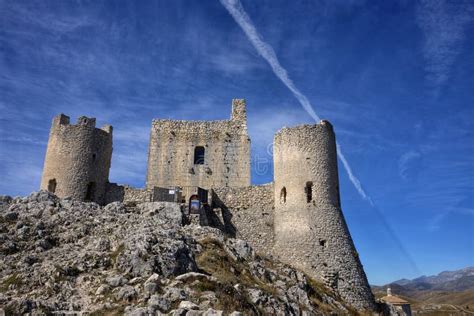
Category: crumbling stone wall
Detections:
[
  {"x1": 105, "y1": 183, "x2": 159, "y2": 204},
  {"x1": 272, "y1": 121, "x2": 376, "y2": 310},
  {"x1": 37, "y1": 110, "x2": 376, "y2": 311},
  {"x1": 146, "y1": 99, "x2": 250, "y2": 192},
  {"x1": 40, "y1": 114, "x2": 112, "y2": 205},
  {"x1": 211, "y1": 184, "x2": 274, "y2": 256}
]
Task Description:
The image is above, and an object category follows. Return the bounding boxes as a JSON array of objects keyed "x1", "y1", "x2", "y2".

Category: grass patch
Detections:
[
  {"x1": 195, "y1": 238, "x2": 357, "y2": 315},
  {"x1": 1, "y1": 273, "x2": 23, "y2": 292},
  {"x1": 305, "y1": 275, "x2": 360, "y2": 315},
  {"x1": 194, "y1": 238, "x2": 265, "y2": 314},
  {"x1": 110, "y1": 244, "x2": 125, "y2": 265}
]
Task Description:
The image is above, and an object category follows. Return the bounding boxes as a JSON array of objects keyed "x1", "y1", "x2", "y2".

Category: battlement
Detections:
[
  {"x1": 52, "y1": 114, "x2": 71, "y2": 126},
  {"x1": 77, "y1": 116, "x2": 96, "y2": 127},
  {"x1": 100, "y1": 125, "x2": 113, "y2": 134},
  {"x1": 146, "y1": 99, "x2": 250, "y2": 190},
  {"x1": 151, "y1": 99, "x2": 247, "y2": 134},
  {"x1": 231, "y1": 98, "x2": 247, "y2": 122},
  {"x1": 39, "y1": 104, "x2": 375, "y2": 311},
  {"x1": 51, "y1": 114, "x2": 112, "y2": 135},
  {"x1": 41, "y1": 113, "x2": 113, "y2": 205}
]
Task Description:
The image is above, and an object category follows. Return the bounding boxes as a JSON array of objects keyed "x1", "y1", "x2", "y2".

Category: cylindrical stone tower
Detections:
[
  {"x1": 40, "y1": 114, "x2": 113, "y2": 205},
  {"x1": 273, "y1": 121, "x2": 375, "y2": 310}
]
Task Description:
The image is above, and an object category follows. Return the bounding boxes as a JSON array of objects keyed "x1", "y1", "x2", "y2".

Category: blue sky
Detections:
[{"x1": 0, "y1": 0, "x2": 473, "y2": 285}]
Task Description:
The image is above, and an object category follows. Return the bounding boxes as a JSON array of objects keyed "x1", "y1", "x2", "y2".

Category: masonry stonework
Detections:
[
  {"x1": 40, "y1": 114, "x2": 112, "y2": 205},
  {"x1": 273, "y1": 121, "x2": 376, "y2": 310},
  {"x1": 39, "y1": 101, "x2": 377, "y2": 311},
  {"x1": 211, "y1": 184, "x2": 274, "y2": 256},
  {"x1": 146, "y1": 99, "x2": 250, "y2": 196}
]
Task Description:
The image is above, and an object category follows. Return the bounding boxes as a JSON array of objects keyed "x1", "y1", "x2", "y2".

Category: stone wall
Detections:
[
  {"x1": 105, "y1": 183, "x2": 158, "y2": 204},
  {"x1": 40, "y1": 114, "x2": 112, "y2": 205},
  {"x1": 273, "y1": 121, "x2": 376, "y2": 310},
  {"x1": 146, "y1": 99, "x2": 250, "y2": 190},
  {"x1": 211, "y1": 184, "x2": 274, "y2": 256}
]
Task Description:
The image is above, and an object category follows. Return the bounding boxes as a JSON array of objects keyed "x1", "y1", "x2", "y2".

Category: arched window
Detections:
[
  {"x1": 280, "y1": 187, "x2": 287, "y2": 203},
  {"x1": 305, "y1": 181, "x2": 313, "y2": 203},
  {"x1": 48, "y1": 179, "x2": 57, "y2": 193},
  {"x1": 194, "y1": 146, "x2": 205, "y2": 165}
]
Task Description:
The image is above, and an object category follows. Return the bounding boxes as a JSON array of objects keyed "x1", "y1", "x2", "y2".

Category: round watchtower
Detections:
[
  {"x1": 273, "y1": 121, "x2": 375, "y2": 310},
  {"x1": 40, "y1": 114, "x2": 113, "y2": 205}
]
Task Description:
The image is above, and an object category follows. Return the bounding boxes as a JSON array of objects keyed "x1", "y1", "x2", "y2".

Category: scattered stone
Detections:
[
  {"x1": 0, "y1": 192, "x2": 356, "y2": 315},
  {"x1": 115, "y1": 285, "x2": 137, "y2": 301},
  {"x1": 95, "y1": 284, "x2": 109, "y2": 295},
  {"x1": 178, "y1": 300, "x2": 199, "y2": 310},
  {"x1": 106, "y1": 275, "x2": 128, "y2": 287}
]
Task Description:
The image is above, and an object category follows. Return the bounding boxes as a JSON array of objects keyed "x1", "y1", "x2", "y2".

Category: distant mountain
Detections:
[
  {"x1": 391, "y1": 267, "x2": 474, "y2": 292},
  {"x1": 372, "y1": 267, "x2": 474, "y2": 312}
]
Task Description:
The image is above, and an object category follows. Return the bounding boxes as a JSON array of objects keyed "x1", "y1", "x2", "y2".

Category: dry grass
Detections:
[
  {"x1": 193, "y1": 237, "x2": 353, "y2": 315},
  {"x1": 194, "y1": 238, "x2": 261, "y2": 313},
  {"x1": 0, "y1": 273, "x2": 23, "y2": 292},
  {"x1": 110, "y1": 244, "x2": 125, "y2": 265}
]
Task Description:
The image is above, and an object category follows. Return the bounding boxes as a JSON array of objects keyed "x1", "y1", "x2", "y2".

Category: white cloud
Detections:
[
  {"x1": 398, "y1": 150, "x2": 422, "y2": 180},
  {"x1": 416, "y1": 0, "x2": 473, "y2": 93},
  {"x1": 220, "y1": 0, "x2": 377, "y2": 202},
  {"x1": 220, "y1": 0, "x2": 420, "y2": 273}
]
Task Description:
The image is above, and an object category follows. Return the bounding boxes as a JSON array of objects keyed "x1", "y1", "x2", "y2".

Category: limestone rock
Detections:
[{"x1": 0, "y1": 192, "x2": 357, "y2": 315}]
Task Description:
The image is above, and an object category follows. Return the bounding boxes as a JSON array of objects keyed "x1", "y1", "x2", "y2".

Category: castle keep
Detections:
[
  {"x1": 146, "y1": 99, "x2": 250, "y2": 190},
  {"x1": 40, "y1": 99, "x2": 376, "y2": 310}
]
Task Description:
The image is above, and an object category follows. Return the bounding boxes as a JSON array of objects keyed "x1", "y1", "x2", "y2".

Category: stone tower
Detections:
[
  {"x1": 146, "y1": 99, "x2": 250, "y2": 192},
  {"x1": 272, "y1": 121, "x2": 376, "y2": 310},
  {"x1": 40, "y1": 114, "x2": 113, "y2": 205}
]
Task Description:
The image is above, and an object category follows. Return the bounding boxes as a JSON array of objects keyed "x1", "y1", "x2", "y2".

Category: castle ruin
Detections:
[
  {"x1": 40, "y1": 99, "x2": 376, "y2": 310},
  {"x1": 41, "y1": 114, "x2": 113, "y2": 205},
  {"x1": 146, "y1": 99, "x2": 250, "y2": 190}
]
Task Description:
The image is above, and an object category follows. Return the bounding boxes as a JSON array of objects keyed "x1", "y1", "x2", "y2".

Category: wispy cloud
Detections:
[
  {"x1": 220, "y1": 0, "x2": 376, "y2": 202},
  {"x1": 1, "y1": 2, "x2": 95, "y2": 35},
  {"x1": 0, "y1": 146, "x2": 43, "y2": 196},
  {"x1": 398, "y1": 150, "x2": 422, "y2": 180},
  {"x1": 400, "y1": 118, "x2": 473, "y2": 231},
  {"x1": 219, "y1": 0, "x2": 321, "y2": 123},
  {"x1": 416, "y1": 0, "x2": 473, "y2": 94},
  {"x1": 220, "y1": 0, "x2": 420, "y2": 274},
  {"x1": 428, "y1": 207, "x2": 474, "y2": 231}
]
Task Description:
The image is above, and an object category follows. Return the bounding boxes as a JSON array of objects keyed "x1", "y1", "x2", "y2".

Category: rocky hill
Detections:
[{"x1": 0, "y1": 191, "x2": 358, "y2": 315}]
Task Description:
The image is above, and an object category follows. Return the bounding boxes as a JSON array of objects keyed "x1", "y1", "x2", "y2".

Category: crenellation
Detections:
[
  {"x1": 146, "y1": 100, "x2": 251, "y2": 191},
  {"x1": 39, "y1": 99, "x2": 376, "y2": 311},
  {"x1": 40, "y1": 114, "x2": 112, "y2": 205},
  {"x1": 100, "y1": 124, "x2": 113, "y2": 134},
  {"x1": 53, "y1": 113, "x2": 70, "y2": 126},
  {"x1": 76, "y1": 116, "x2": 96, "y2": 127}
]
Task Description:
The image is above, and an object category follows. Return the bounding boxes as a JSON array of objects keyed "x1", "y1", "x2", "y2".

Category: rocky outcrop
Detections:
[{"x1": 0, "y1": 191, "x2": 356, "y2": 315}]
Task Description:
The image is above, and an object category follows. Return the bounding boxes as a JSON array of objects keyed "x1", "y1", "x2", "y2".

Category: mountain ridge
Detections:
[{"x1": 387, "y1": 267, "x2": 474, "y2": 292}]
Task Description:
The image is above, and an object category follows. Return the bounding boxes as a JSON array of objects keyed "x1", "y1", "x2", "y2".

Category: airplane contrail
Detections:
[
  {"x1": 220, "y1": 0, "x2": 371, "y2": 201},
  {"x1": 220, "y1": 0, "x2": 420, "y2": 274}
]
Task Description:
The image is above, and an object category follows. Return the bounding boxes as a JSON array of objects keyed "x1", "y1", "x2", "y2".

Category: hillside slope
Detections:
[
  {"x1": 0, "y1": 191, "x2": 357, "y2": 315},
  {"x1": 373, "y1": 267, "x2": 474, "y2": 314}
]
